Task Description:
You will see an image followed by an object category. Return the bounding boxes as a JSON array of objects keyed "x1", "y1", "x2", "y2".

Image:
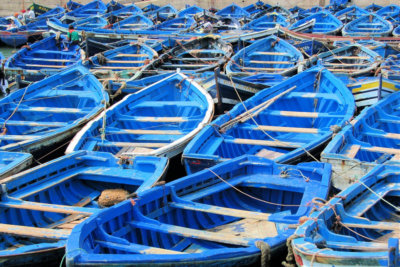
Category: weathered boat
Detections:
[
  {"x1": 182, "y1": 66, "x2": 355, "y2": 174},
  {"x1": 105, "y1": 3, "x2": 142, "y2": 20},
  {"x1": 66, "y1": 154, "x2": 331, "y2": 267},
  {"x1": 298, "y1": 6, "x2": 323, "y2": 19},
  {"x1": 243, "y1": 12, "x2": 289, "y2": 31},
  {"x1": 293, "y1": 39, "x2": 330, "y2": 58},
  {"x1": 376, "y1": 4, "x2": 400, "y2": 20},
  {"x1": 5, "y1": 34, "x2": 82, "y2": 81},
  {"x1": 311, "y1": 44, "x2": 382, "y2": 76},
  {"x1": 0, "y1": 18, "x2": 48, "y2": 47},
  {"x1": 66, "y1": 0, "x2": 83, "y2": 11},
  {"x1": 177, "y1": 5, "x2": 204, "y2": 18},
  {"x1": 152, "y1": 16, "x2": 195, "y2": 31},
  {"x1": 141, "y1": 3, "x2": 160, "y2": 13},
  {"x1": 0, "y1": 65, "x2": 108, "y2": 156},
  {"x1": 66, "y1": 72, "x2": 214, "y2": 158},
  {"x1": 215, "y1": 3, "x2": 250, "y2": 19},
  {"x1": 342, "y1": 75, "x2": 400, "y2": 107},
  {"x1": 381, "y1": 54, "x2": 400, "y2": 81},
  {"x1": 108, "y1": 14, "x2": 153, "y2": 30},
  {"x1": 265, "y1": 5, "x2": 292, "y2": 18},
  {"x1": 342, "y1": 13, "x2": 393, "y2": 37},
  {"x1": 0, "y1": 151, "x2": 32, "y2": 180},
  {"x1": 70, "y1": 16, "x2": 108, "y2": 29},
  {"x1": 289, "y1": 11, "x2": 343, "y2": 35},
  {"x1": 291, "y1": 163, "x2": 400, "y2": 266},
  {"x1": 321, "y1": 91, "x2": 400, "y2": 189},
  {"x1": 225, "y1": 35, "x2": 304, "y2": 76},
  {"x1": 0, "y1": 150, "x2": 168, "y2": 265},
  {"x1": 62, "y1": 0, "x2": 107, "y2": 23},
  {"x1": 84, "y1": 42, "x2": 157, "y2": 80},
  {"x1": 365, "y1": 3, "x2": 383, "y2": 13},
  {"x1": 32, "y1": 6, "x2": 65, "y2": 21},
  {"x1": 142, "y1": 35, "x2": 233, "y2": 75},
  {"x1": 244, "y1": 1, "x2": 269, "y2": 16},
  {"x1": 145, "y1": 4, "x2": 178, "y2": 22},
  {"x1": 335, "y1": 5, "x2": 369, "y2": 22}
]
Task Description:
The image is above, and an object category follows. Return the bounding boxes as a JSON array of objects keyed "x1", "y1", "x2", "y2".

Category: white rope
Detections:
[{"x1": 357, "y1": 180, "x2": 400, "y2": 212}]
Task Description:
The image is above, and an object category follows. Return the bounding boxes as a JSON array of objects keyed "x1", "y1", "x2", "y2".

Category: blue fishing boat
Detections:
[
  {"x1": 298, "y1": 6, "x2": 323, "y2": 19},
  {"x1": 264, "y1": 5, "x2": 292, "y2": 18},
  {"x1": 381, "y1": 54, "x2": 400, "y2": 81},
  {"x1": 69, "y1": 15, "x2": 108, "y2": 29},
  {"x1": 0, "y1": 18, "x2": 48, "y2": 47},
  {"x1": 365, "y1": 3, "x2": 383, "y2": 13},
  {"x1": 376, "y1": 4, "x2": 400, "y2": 20},
  {"x1": 84, "y1": 42, "x2": 157, "y2": 80},
  {"x1": 216, "y1": 3, "x2": 250, "y2": 19},
  {"x1": 177, "y1": 5, "x2": 204, "y2": 18},
  {"x1": 5, "y1": 34, "x2": 82, "y2": 81},
  {"x1": 66, "y1": 0, "x2": 83, "y2": 11},
  {"x1": 32, "y1": 6, "x2": 65, "y2": 21},
  {"x1": 145, "y1": 4, "x2": 178, "y2": 22},
  {"x1": 0, "y1": 150, "x2": 168, "y2": 266},
  {"x1": 182, "y1": 66, "x2": 355, "y2": 174},
  {"x1": 104, "y1": 4, "x2": 143, "y2": 22},
  {"x1": 152, "y1": 16, "x2": 195, "y2": 31},
  {"x1": 342, "y1": 13, "x2": 393, "y2": 37},
  {"x1": 335, "y1": 5, "x2": 369, "y2": 22},
  {"x1": 141, "y1": 3, "x2": 160, "y2": 13},
  {"x1": 143, "y1": 35, "x2": 233, "y2": 75},
  {"x1": 291, "y1": 164, "x2": 400, "y2": 266},
  {"x1": 321, "y1": 91, "x2": 400, "y2": 189},
  {"x1": 66, "y1": 72, "x2": 214, "y2": 158},
  {"x1": 62, "y1": 0, "x2": 107, "y2": 23},
  {"x1": 0, "y1": 65, "x2": 107, "y2": 156},
  {"x1": 225, "y1": 35, "x2": 304, "y2": 76},
  {"x1": 243, "y1": 12, "x2": 289, "y2": 31},
  {"x1": 106, "y1": 0, "x2": 124, "y2": 13},
  {"x1": 108, "y1": 14, "x2": 153, "y2": 30},
  {"x1": 244, "y1": 1, "x2": 269, "y2": 16},
  {"x1": 289, "y1": 11, "x2": 343, "y2": 35},
  {"x1": 293, "y1": 39, "x2": 329, "y2": 58},
  {"x1": 0, "y1": 151, "x2": 32, "y2": 180},
  {"x1": 312, "y1": 44, "x2": 382, "y2": 76},
  {"x1": 66, "y1": 154, "x2": 331, "y2": 266}
]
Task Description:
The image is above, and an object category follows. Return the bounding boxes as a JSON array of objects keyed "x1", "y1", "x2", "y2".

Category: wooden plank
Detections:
[
  {"x1": 95, "y1": 240, "x2": 186, "y2": 255},
  {"x1": 0, "y1": 201, "x2": 95, "y2": 216},
  {"x1": 169, "y1": 202, "x2": 271, "y2": 220},
  {"x1": 254, "y1": 125, "x2": 319, "y2": 134},
  {"x1": 0, "y1": 135, "x2": 40, "y2": 141},
  {"x1": 115, "y1": 54, "x2": 149, "y2": 57},
  {"x1": 279, "y1": 111, "x2": 320, "y2": 118},
  {"x1": 104, "y1": 60, "x2": 146, "y2": 64},
  {"x1": 363, "y1": 146, "x2": 400, "y2": 155},
  {"x1": 241, "y1": 66, "x2": 287, "y2": 71},
  {"x1": 249, "y1": 60, "x2": 294, "y2": 65},
  {"x1": 93, "y1": 66, "x2": 142, "y2": 70},
  {"x1": 4, "y1": 120, "x2": 67, "y2": 127},
  {"x1": 332, "y1": 56, "x2": 370, "y2": 59},
  {"x1": 100, "y1": 142, "x2": 166, "y2": 148},
  {"x1": 345, "y1": 144, "x2": 360, "y2": 158},
  {"x1": 130, "y1": 221, "x2": 252, "y2": 246},
  {"x1": 118, "y1": 129, "x2": 183, "y2": 135},
  {"x1": 23, "y1": 107, "x2": 83, "y2": 113},
  {"x1": 385, "y1": 132, "x2": 400, "y2": 139},
  {"x1": 254, "y1": 51, "x2": 289, "y2": 56},
  {"x1": 326, "y1": 240, "x2": 387, "y2": 251},
  {"x1": 24, "y1": 64, "x2": 66, "y2": 68},
  {"x1": 343, "y1": 221, "x2": 400, "y2": 231},
  {"x1": 233, "y1": 138, "x2": 301, "y2": 148},
  {"x1": 327, "y1": 68, "x2": 366, "y2": 72},
  {"x1": 0, "y1": 223, "x2": 70, "y2": 239},
  {"x1": 133, "y1": 116, "x2": 187, "y2": 123},
  {"x1": 256, "y1": 148, "x2": 285, "y2": 159}
]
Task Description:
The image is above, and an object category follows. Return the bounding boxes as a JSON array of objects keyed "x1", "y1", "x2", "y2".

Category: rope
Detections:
[
  {"x1": 281, "y1": 234, "x2": 301, "y2": 267},
  {"x1": 1, "y1": 84, "x2": 29, "y2": 132},
  {"x1": 255, "y1": 240, "x2": 270, "y2": 267},
  {"x1": 357, "y1": 180, "x2": 400, "y2": 212}
]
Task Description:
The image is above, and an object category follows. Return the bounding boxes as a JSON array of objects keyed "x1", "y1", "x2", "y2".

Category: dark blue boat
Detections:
[
  {"x1": 145, "y1": 4, "x2": 178, "y2": 22},
  {"x1": 62, "y1": 0, "x2": 107, "y2": 23},
  {"x1": 0, "y1": 150, "x2": 168, "y2": 266},
  {"x1": 365, "y1": 3, "x2": 383, "y2": 13},
  {"x1": 66, "y1": 72, "x2": 214, "y2": 158},
  {"x1": 0, "y1": 18, "x2": 48, "y2": 47},
  {"x1": 215, "y1": 3, "x2": 250, "y2": 19},
  {"x1": 321, "y1": 91, "x2": 400, "y2": 189},
  {"x1": 177, "y1": 5, "x2": 204, "y2": 18},
  {"x1": 108, "y1": 14, "x2": 153, "y2": 30},
  {"x1": 244, "y1": 1, "x2": 269, "y2": 16},
  {"x1": 5, "y1": 35, "x2": 82, "y2": 81},
  {"x1": 0, "y1": 65, "x2": 107, "y2": 156},
  {"x1": 243, "y1": 12, "x2": 289, "y2": 31},
  {"x1": 151, "y1": 16, "x2": 195, "y2": 31},
  {"x1": 66, "y1": 155, "x2": 331, "y2": 266},
  {"x1": 289, "y1": 11, "x2": 343, "y2": 35},
  {"x1": 335, "y1": 5, "x2": 369, "y2": 22},
  {"x1": 376, "y1": 4, "x2": 400, "y2": 20},
  {"x1": 182, "y1": 67, "x2": 355, "y2": 174},
  {"x1": 225, "y1": 35, "x2": 304, "y2": 76},
  {"x1": 293, "y1": 39, "x2": 330, "y2": 58},
  {"x1": 342, "y1": 13, "x2": 393, "y2": 37},
  {"x1": 292, "y1": 163, "x2": 400, "y2": 266},
  {"x1": 298, "y1": 6, "x2": 323, "y2": 19},
  {"x1": 141, "y1": 3, "x2": 160, "y2": 13}
]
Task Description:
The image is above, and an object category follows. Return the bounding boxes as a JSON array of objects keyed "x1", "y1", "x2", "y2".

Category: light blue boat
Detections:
[
  {"x1": 289, "y1": 11, "x2": 343, "y2": 35},
  {"x1": 182, "y1": 66, "x2": 355, "y2": 174},
  {"x1": 335, "y1": 5, "x2": 369, "y2": 22},
  {"x1": 243, "y1": 12, "x2": 289, "y2": 31},
  {"x1": 177, "y1": 5, "x2": 204, "y2": 18},
  {"x1": 342, "y1": 13, "x2": 393, "y2": 37},
  {"x1": 216, "y1": 3, "x2": 250, "y2": 19}
]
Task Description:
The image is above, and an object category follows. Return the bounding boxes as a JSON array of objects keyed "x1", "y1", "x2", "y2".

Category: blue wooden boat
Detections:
[
  {"x1": 145, "y1": 4, "x2": 178, "y2": 22},
  {"x1": 70, "y1": 15, "x2": 108, "y2": 29},
  {"x1": 66, "y1": 72, "x2": 214, "y2": 158},
  {"x1": 183, "y1": 66, "x2": 355, "y2": 174},
  {"x1": 239, "y1": 73, "x2": 286, "y2": 87},
  {"x1": 244, "y1": 1, "x2": 269, "y2": 16},
  {"x1": 33, "y1": 6, "x2": 65, "y2": 21},
  {"x1": 177, "y1": 5, "x2": 204, "y2": 18},
  {"x1": 152, "y1": 16, "x2": 195, "y2": 31},
  {"x1": 335, "y1": 5, "x2": 369, "y2": 22},
  {"x1": 108, "y1": 14, "x2": 153, "y2": 30},
  {"x1": 293, "y1": 39, "x2": 330, "y2": 58},
  {"x1": 211, "y1": 17, "x2": 241, "y2": 33},
  {"x1": 366, "y1": 3, "x2": 383, "y2": 13},
  {"x1": 66, "y1": 0, "x2": 83, "y2": 11},
  {"x1": 291, "y1": 164, "x2": 400, "y2": 266},
  {"x1": 142, "y1": 35, "x2": 233, "y2": 75},
  {"x1": 342, "y1": 13, "x2": 393, "y2": 37},
  {"x1": 84, "y1": 43, "x2": 157, "y2": 79},
  {"x1": 243, "y1": 12, "x2": 289, "y2": 31},
  {"x1": 215, "y1": 3, "x2": 250, "y2": 19},
  {"x1": 321, "y1": 91, "x2": 400, "y2": 189},
  {"x1": 264, "y1": 5, "x2": 292, "y2": 18},
  {"x1": 141, "y1": 3, "x2": 160, "y2": 13},
  {"x1": 289, "y1": 11, "x2": 343, "y2": 35},
  {"x1": 376, "y1": 4, "x2": 400, "y2": 20},
  {"x1": 106, "y1": 0, "x2": 124, "y2": 13},
  {"x1": 298, "y1": 6, "x2": 323, "y2": 19},
  {"x1": 0, "y1": 150, "x2": 168, "y2": 266},
  {"x1": 312, "y1": 44, "x2": 382, "y2": 76},
  {"x1": 0, "y1": 151, "x2": 32, "y2": 180},
  {"x1": 225, "y1": 35, "x2": 304, "y2": 76},
  {"x1": 381, "y1": 54, "x2": 400, "y2": 81},
  {"x1": 62, "y1": 0, "x2": 107, "y2": 23},
  {"x1": 66, "y1": 154, "x2": 331, "y2": 266},
  {"x1": 0, "y1": 65, "x2": 107, "y2": 156},
  {"x1": 0, "y1": 18, "x2": 48, "y2": 47},
  {"x1": 5, "y1": 35, "x2": 82, "y2": 81},
  {"x1": 104, "y1": 4, "x2": 143, "y2": 22}
]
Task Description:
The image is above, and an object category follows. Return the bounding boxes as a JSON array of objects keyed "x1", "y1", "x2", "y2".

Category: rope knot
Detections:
[{"x1": 255, "y1": 241, "x2": 270, "y2": 267}]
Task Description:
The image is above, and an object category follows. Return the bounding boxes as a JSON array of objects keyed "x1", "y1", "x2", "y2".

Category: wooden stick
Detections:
[
  {"x1": 241, "y1": 66, "x2": 287, "y2": 71},
  {"x1": 249, "y1": 60, "x2": 294, "y2": 65},
  {"x1": 233, "y1": 138, "x2": 301, "y2": 148},
  {"x1": 0, "y1": 223, "x2": 70, "y2": 239},
  {"x1": 255, "y1": 125, "x2": 319, "y2": 134},
  {"x1": 24, "y1": 64, "x2": 65, "y2": 68},
  {"x1": 93, "y1": 66, "x2": 142, "y2": 70},
  {"x1": 115, "y1": 54, "x2": 149, "y2": 57},
  {"x1": 105, "y1": 60, "x2": 146, "y2": 64},
  {"x1": 99, "y1": 142, "x2": 166, "y2": 148}
]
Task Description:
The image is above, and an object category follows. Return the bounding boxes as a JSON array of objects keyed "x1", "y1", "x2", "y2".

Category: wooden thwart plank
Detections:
[
  {"x1": 249, "y1": 60, "x2": 294, "y2": 65},
  {"x1": 345, "y1": 144, "x2": 360, "y2": 158},
  {"x1": 169, "y1": 201, "x2": 271, "y2": 220},
  {"x1": 363, "y1": 146, "x2": 400, "y2": 155},
  {"x1": 279, "y1": 111, "x2": 320, "y2": 118},
  {"x1": 241, "y1": 66, "x2": 287, "y2": 71},
  {"x1": 133, "y1": 116, "x2": 187, "y2": 123},
  {"x1": 24, "y1": 64, "x2": 66, "y2": 68},
  {"x1": 119, "y1": 129, "x2": 183, "y2": 135},
  {"x1": 0, "y1": 201, "x2": 95, "y2": 216},
  {"x1": 254, "y1": 125, "x2": 319, "y2": 134},
  {"x1": 100, "y1": 142, "x2": 166, "y2": 148},
  {"x1": 0, "y1": 223, "x2": 70, "y2": 239},
  {"x1": 233, "y1": 138, "x2": 301, "y2": 148},
  {"x1": 115, "y1": 54, "x2": 150, "y2": 57},
  {"x1": 343, "y1": 221, "x2": 400, "y2": 231},
  {"x1": 93, "y1": 66, "x2": 142, "y2": 70}
]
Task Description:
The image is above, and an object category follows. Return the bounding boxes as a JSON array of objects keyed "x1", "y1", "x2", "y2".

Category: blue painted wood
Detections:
[
  {"x1": 0, "y1": 18, "x2": 48, "y2": 47},
  {"x1": 5, "y1": 34, "x2": 82, "y2": 81},
  {"x1": 152, "y1": 16, "x2": 195, "y2": 31},
  {"x1": 365, "y1": 3, "x2": 383, "y2": 13},
  {"x1": 183, "y1": 66, "x2": 355, "y2": 174},
  {"x1": 177, "y1": 5, "x2": 204, "y2": 18},
  {"x1": 108, "y1": 14, "x2": 153, "y2": 30},
  {"x1": 62, "y1": 0, "x2": 107, "y2": 23},
  {"x1": 66, "y1": 154, "x2": 331, "y2": 266},
  {"x1": 0, "y1": 65, "x2": 107, "y2": 155},
  {"x1": 67, "y1": 72, "x2": 214, "y2": 158},
  {"x1": 342, "y1": 13, "x2": 393, "y2": 37},
  {"x1": 225, "y1": 35, "x2": 304, "y2": 76},
  {"x1": 145, "y1": 4, "x2": 178, "y2": 22},
  {"x1": 216, "y1": 3, "x2": 250, "y2": 19},
  {"x1": 0, "y1": 150, "x2": 168, "y2": 266},
  {"x1": 292, "y1": 163, "x2": 400, "y2": 266},
  {"x1": 0, "y1": 151, "x2": 32, "y2": 179},
  {"x1": 290, "y1": 11, "x2": 343, "y2": 35},
  {"x1": 243, "y1": 12, "x2": 289, "y2": 31},
  {"x1": 381, "y1": 54, "x2": 400, "y2": 81},
  {"x1": 243, "y1": 1, "x2": 270, "y2": 16},
  {"x1": 335, "y1": 5, "x2": 369, "y2": 22}
]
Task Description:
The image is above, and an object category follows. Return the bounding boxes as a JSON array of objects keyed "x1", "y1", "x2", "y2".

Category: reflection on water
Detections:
[{"x1": 0, "y1": 46, "x2": 17, "y2": 58}]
